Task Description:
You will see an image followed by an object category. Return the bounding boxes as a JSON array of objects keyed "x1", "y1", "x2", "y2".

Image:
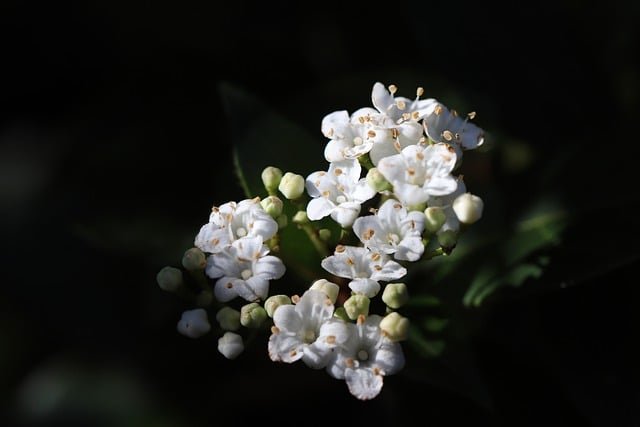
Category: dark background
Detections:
[{"x1": 1, "y1": 1, "x2": 639, "y2": 426}]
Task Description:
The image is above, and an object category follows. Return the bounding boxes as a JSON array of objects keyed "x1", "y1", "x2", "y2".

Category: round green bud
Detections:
[
  {"x1": 261, "y1": 166, "x2": 283, "y2": 195},
  {"x1": 156, "y1": 266, "x2": 183, "y2": 292},
  {"x1": 264, "y1": 295, "x2": 291, "y2": 318},
  {"x1": 343, "y1": 295, "x2": 370, "y2": 320},
  {"x1": 278, "y1": 172, "x2": 305, "y2": 200},
  {"x1": 382, "y1": 283, "x2": 409, "y2": 309},
  {"x1": 182, "y1": 247, "x2": 206, "y2": 271},
  {"x1": 310, "y1": 279, "x2": 340, "y2": 304},
  {"x1": 292, "y1": 210, "x2": 309, "y2": 224},
  {"x1": 240, "y1": 303, "x2": 268, "y2": 329},
  {"x1": 452, "y1": 193, "x2": 484, "y2": 224},
  {"x1": 437, "y1": 229, "x2": 458, "y2": 251},
  {"x1": 333, "y1": 307, "x2": 350, "y2": 322},
  {"x1": 380, "y1": 312, "x2": 409, "y2": 341},
  {"x1": 318, "y1": 228, "x2": 331, "y2": 242},
  {"x1": 260, "y1": 196, "x2": 284, "y2": 218},
  {"x1": 216, "y1": 307, "x2": 241, "y2": 331},
  {"x1": 366, "y1": 167, "x2": 391, "y2": 192},
  {"x1": 424, "y1": 207, "x2": 446, "y2": 233}
]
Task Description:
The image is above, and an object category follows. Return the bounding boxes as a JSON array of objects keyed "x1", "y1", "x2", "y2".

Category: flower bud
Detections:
[
  {"x1": 260, "y1": 196, "x2": 283, "y2": 218},
  {"x1": 424, "y1": 207, "x2": 446, "y2": 233},
  {"x1": 240, "y1": 303, "x2": 267, "y2": 328},
  {"x1": 453, "y1": 193, "x2": 484, "y2": 224},
  {"x1": 264, "y1": 295, "x2": 291, "y2": 317},
  {"x1": 216, "y1": 307, "x2": 241, "y2": 331},
  {"x1": 382, "y1": 283, "x2": 409, "y2": 309},
  {"x1": 292, "y1": 210, "x2": 309, "y2": 224},
  {"x1": 276, "y1": 214, "x2": 288, "y2": 229},
  {"x1": 310, "y1": 279, "x2": 340, "y2": 304},
  {"x1": 437, "y1": 229, "x2": 458, "y2": 251},
  {"x1": 380, "y1": 312, "x2": 409, "y2": 341},
  {"x1": 343, "y1": 295, "x2": 370, "y2": 320},
  {"x1": 156, "y1": 266, "x2": 183, "y2": 292},
  {"x1": 318, "y1": 228, "x2": 331, "y2": 242},
  {"x1": 218, "y1": 332, "x2": 244, "y2": 359},
  {"x1": 261, "y1": 166, "x2": 283, "y2": 195},
  {"x1": 333, "y1": 307, "x2": 350, "y2": 322},
  {"x1": 278, "y1": 172, "x2": 305, "y2": 200},
  {"x1": 177, "y1": 308, "x2": 211, "y2": 338},
  {"x1": 182, "y1": 247, "x2": 206, "y2": 271},
  {"x1": 366, "y1": 167, "x2": 391, "y2": 192}
]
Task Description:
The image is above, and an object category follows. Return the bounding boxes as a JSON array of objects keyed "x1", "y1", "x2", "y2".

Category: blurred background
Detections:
[{"x1": 1, "y1": 1, "x2": 639, "y2": 426}]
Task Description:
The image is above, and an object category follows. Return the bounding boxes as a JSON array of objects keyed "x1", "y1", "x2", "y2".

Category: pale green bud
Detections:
[
  {"x1": 382, "y1": 283, "x2": 409, "y2": 309},
  {"x1": 216, "y1": 307, "x2": 241, "y2": 331},
  {"x1": 452, "y1": 193, "x2": 484, "y2": 224},
  {"x1": 318, "y1": 228, "x2": 331, "y2": 242},
  {"x1": 292, "y1": 210, "x2": 309, "y2": 224},
  {"x1": 424, "y1": 207, "x2": 446, "y2": 233},
  {"x1": 156, "y1": 266, "x2": 183, "y2": 292},
  {"x1": 343, "y1": 295, "x2": 370, "y2": 320},
  {"x1": 218, "y1": 332, "x2": 244, "y2": 359},
  {"x1": 310, "y1": 279, "x2": 340, "y2": 304},
  {"x1": 333, "y1": 307, "x2": 350, "y2": 322},
  {"x1": 407, "y1": 202, "x2": 427, "y2": 212},
  {"x1": 240, "y1": 303, "x2": 267, "y2": 329},
  {"x1": 366, "y1": 167, "x2": 391, "y2": 192},
  {"x1": 260, "y1": 195, "x2": 284, "y2": 218},
  {"x1": 261, "y1": 166, "x2": 283, "y2": 195},
  {"x1": 437, "y1": 229, "x2": 458, "y2": 250},
  {"x1": 182, "y1": 247, "x2": 206, "y2": 271},
  {"x1": 264, "y1": 295, "x2": 291, "y2": 317},
  {"x1": 278, "y1": 172, "x2": 305, "y2": 200},
  {"x1": 380, "y1": 312, "x2": 409, "y2": 341},
  {"x1": 276, "y1": 214, "x2": 288, "y2": 229}
]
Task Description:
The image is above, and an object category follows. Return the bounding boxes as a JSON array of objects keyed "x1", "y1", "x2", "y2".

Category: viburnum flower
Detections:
[
  {"x1": 321, "y1": 245, "x2": 406, "y2": 297},
  {"x1": 194, "y1": 198, "x2": 278, "y2": 254},
  {"x1": 326, "y1": 315, "x2": 405, "y2": 400},
  {"x1": 205, "y1": 236, "x2": 285, "y2": 302},
  {"x1": 353, "y1": 198, "x2": 426, "y2": 261},
  {"x1": 268, "y1": 289, "x2": 350, "y2": 368},
  {"x1": 423, "y1": 102, "x2": 484, "y2": 160},
  {"x1": 306, "y1": 160, "x2": 375, "y2": 228},
  {"x1": 177, "y1": 308, "x2": 211, "y2": 338},
  {"x1": 377, "y1": 143, "x2": 458, "y2": 207}
]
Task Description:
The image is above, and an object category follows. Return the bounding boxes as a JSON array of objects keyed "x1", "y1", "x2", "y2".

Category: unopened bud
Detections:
[
  {"x1": 278, "y1": 172, "x2": 305, "y2": 200},
  {"x1": 240, "y1": 303, "x2": 267, "y2": 328},
  {"x1": 318, "y1": 228, "x2": 331, "y2": 242},
  {"x1": 437, "y1": 229, "x2": 458, "y2": 250},
  {"x1": 366, "y1": 168, "x2": 391, "y2": 192},
  {"x1": 156, "y1": 266, "x2": 183, "y2": 292},
  {"x1": 292, "y1": 210, "x2": 309, "y2": 224},
  {"x1": 333, "y1": 307, "x2": 350, "y2": 322},
  {"x1": 216, "y1": 307, "x2": 241, "y2": 331},
  {"x1": 177, "y1": 308, "x2": 211, "y2": 338},
  {"x1": 343, "y1": 295, "x2": 370, "y2": 320},
  {"x1": 276, "y1": 214, "x2": 288, "y2": 229},
  {"x1": 382, "y1": 283, "x2": 409, "y2": 309},
  {"x1": 380, "y1": 312, "x2": 409, "y2": 341},
  {"x1": 218, "y1": 332, "x2": 244, "y2": 359},
  {"x1": 424, "y1": 207, "x2": 446, "y2": 233},
  {"x1": 452, "y1": 193, "x2": 484, "y2": 224},
  {"x1": 261, "y1": 166, "x2": 283, "y2": 195},
  {"x1": 264, "y1": 295, "x2": 291, "y2": 317},
  {"x1": 260, "y1": 196, "x2": 283, "y2": 218},
  {"x1": 182, "y1": 248, "x2": 206, "y2": 271},
  {"x1": 310, "y1": 279, "x2": 340, "y2": 304}
]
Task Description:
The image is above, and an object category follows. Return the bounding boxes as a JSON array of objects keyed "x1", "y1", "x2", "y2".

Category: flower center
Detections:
[
  {"x1": 303, "y1": 330, "x2": 316, "y2": 344},
  {"x1": 387, "y1": 233, "x2": 400, "y2": 244},
  {"x1": 353, "y1": 136, "x2": 363, "y2": 146},
  {"x1": 236, "y1": 227, "x2": 247, "y2": 237},
  {"x1": 336, "y1": 195, "x2": 347, "y2": 204},
  {"x1": 357, "y1": 350, "x2": 369, "y2": 361},
  {"x1": 240, "y1": 269, "x2": 253, "y2": 280}
]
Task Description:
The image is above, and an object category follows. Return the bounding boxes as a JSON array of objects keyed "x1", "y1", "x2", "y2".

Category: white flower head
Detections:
[
  {"x1": 378, "y1": 143, "x2": 458, "y2": 207},
  {"x1": 195, "y1": 198, "x2": 278, "y2": 254},
  {"x1": 205, "y1": 236, "x2": 285, "y2": 302},
  {"x1": 353, "y1": 198, "x2": 426, "y2": 261},
  {"x1": 321, "y1": 245, "x2": 406, "y2": 297},
  {"x1": 326, "y1": 314, "x2": 405, "y2": 400},
  {"x1": 177, "y1": 308, "x2": 211, "y2": 338},
  {"x1": 268, "y1": 289, "x2": 350, "y2": 369},
  {"x1": 423, "y1": 102, "x2": 484, "y2": 160},
  {"x1": 306, "y1": 160, "x2": 375, "y2": 228}
]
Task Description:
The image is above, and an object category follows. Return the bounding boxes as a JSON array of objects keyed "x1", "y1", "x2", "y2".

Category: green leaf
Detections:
[
  {"x1": 408, "y1": 326, "x2": 446, "y2": 358},
  {"x1": 423, "y1": 317, "x2": 450, "y2": 333}
]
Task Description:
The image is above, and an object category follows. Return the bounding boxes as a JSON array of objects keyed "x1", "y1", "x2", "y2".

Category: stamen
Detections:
[{"x1": 388, "y1": 84, "x2": 398, "y2": 94}]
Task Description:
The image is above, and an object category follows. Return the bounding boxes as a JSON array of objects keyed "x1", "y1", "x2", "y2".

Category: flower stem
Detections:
[
  {"x1": 422, "y1": 247, "x2": 446, "y2": 261},
  {"x1": 299, "y1": 222, "x2": 329, "y2": 258}
]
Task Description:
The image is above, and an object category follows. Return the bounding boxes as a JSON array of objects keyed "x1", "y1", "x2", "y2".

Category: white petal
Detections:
[
  {"x1": 177, "y1": 308, "x2": 211, "y2": 338},
  {"x1": 369, "y1": 141, "x2": 401, "y2": 166},
  {"x1": 424, "y1": 175, "x2": 458, "y2": 196},
  {"x1": 373, "y1": 341, "x2": 405, "y2": 375},
  {"x1": 273, "y1": 304, "x2": 302, "y2": 333},
  {"x1": 343, "y1": 141, "x2": 374, "y2": 159},
  {"x1": 233, "y1": 236, "x2": 264, "y2": 260},
  {"x1": 250, "y1": 212, "x2": 278, "y2": 241},
  {"x1": 321, "y1": 110, "x2": 350, "y2": 139},
  {"x1": 205, "y1": 252, "x2": 239, "y2": 279},
  {"x1": 243, "y1": 276, "x2": 268, "y2": 301},
  {"x1": 218, "y1": 332, "x2": 244, "y2": 359},
  {"x1": 370, "y1": 260, "x2": 407, "y2": 282},
  {"x1": 403, "y1": 210, "x2": 426, "y2": 234},
  {"x1": 213, "y1": 277, "x2": 242, "y2": 302},
  {"x1": 324, "y1": 139, "x2": 350, "y2": 162},
  {"x1": 302, "y1": 343, "x2": 330, "y2": 369},
  {"x1": 350, "y1": 107, "x2": 379, "y2": 125},
  {"x1": 353, "y1": 215, "x2": 383, "y2": 247},
  {"x1": 394, "y1": 236, "x2": 425, "y2": 261},
  {"x1": 345, "y1": 367, "x2": 384, "y2": 400},
  {"x1": 194, "y1": 224, "x2": 229, "y2": 253},
  {"x1": 331, "y1": 202, "x2": 361, "y2": 228},
  {"x1": 307, "y1": 197, "x2": 335, "y2": 221},
  {"x1": 268, "y1": 332, "x2": 304, "y2": 363},
  {"x1": 350, "y1": 180, "x2": 376, "y2": 203},
  {"x1": 371, "y1": 82, "x2": 394, "y2": 114},
  {"x1": 330, "y1": 159, "x2": 361, "y2": 184},
  {"x1": 318, "y1": 318, "x2": 352, "y2": 347},
  {"x1": 296, "y1": 289, "x2": 333, "y2": 327},
  {"x1": 349, "y1": 278, "x2": 381, "y2": 298},
  {"x1": 254, "y1": 255, "x2": 285, "y2": 280},
  {"x1": 321, "y1": 253, "x2": 355, "y2": 279},
  {"x1": 377, "y1": 153, "x2": 406, "y2": 183},
  {"x1": 393, "y1": 182, "x2": 428, "y2": 207}
]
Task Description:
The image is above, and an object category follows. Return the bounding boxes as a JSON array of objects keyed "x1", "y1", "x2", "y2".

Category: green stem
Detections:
[
  {"x1": 299, "y1": 222, "x2": 329, "y2": 257},
  {"x1": 232, "y1": 147, "x2": 252, "y2": 198},
  {"x1": 422, "y1": 247, "x2": 446, "y2": 261}
]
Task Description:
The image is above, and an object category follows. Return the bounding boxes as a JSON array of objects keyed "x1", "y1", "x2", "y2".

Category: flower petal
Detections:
[
  {"x1": 302, "y1": 342, "x2": 331, "y2": 369},
  {"x1": 370, "y1": 260, "x2": 407, "y2": 282},
  {"x1": 321, "y1": 110, "x2": 350, "y2": 139},
  {"x1": 350, "y1": 180, "x2": 376, "y2": 203},
  {"x1": 324, "y1": 139, "x2": 350, "y2": 163},
  {"x1": 268, "y1": 332, "x2": 304, "y2": 363},
  {"x1": 243, "y1": 276, "x2": 268, "y2": 301},
  {"x1": 373, "y1": 341, "x2": 405, "y2": 375},
  {"x1": 345, "y1": 367, "x2": 384, "y2": 400},
  {"x1": 331, "y1": 202, "x2": 361, "y2": 227},
  {"x1": 307, "y1": 197, "x2": 335, "y2": 221},
  {"x1": 321, "y1": 253, "x2": 354, "y2": 279},
  {"x1": 254, "y1": 255, "x2": 285, "y2": 280},
  {"x1": 349, "y1": 278, "x2": 381, "y2": 298},
  {"x1": 395, "y1": 235, "x2": 425, "y2": 261},
  {"x1": 214, "y1": 277, "x2": 242, "y2": 302}
]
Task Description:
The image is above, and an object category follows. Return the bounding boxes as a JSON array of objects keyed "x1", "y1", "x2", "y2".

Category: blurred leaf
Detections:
[
  {"x1": 408, "y1": 326, "x2": 445, "y2": 358},
  {"x1": 423, "y1": 317, "x2": 449, "y2": 333},
  {"x1": 406, "y1": 294, "x2": 442, "y2": 308}
]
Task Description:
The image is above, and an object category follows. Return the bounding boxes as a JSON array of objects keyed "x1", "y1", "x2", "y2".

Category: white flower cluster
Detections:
[{"x1": 158, "y1": 82, "x2": 486, "y2": 401}]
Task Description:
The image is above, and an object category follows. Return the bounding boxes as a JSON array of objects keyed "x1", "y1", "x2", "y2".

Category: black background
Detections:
[{"x1": 1, "y1": 1, "x2": 639, "y2": 426}]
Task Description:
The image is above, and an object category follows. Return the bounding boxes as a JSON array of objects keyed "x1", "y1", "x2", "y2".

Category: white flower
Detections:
[
  {"x1": 321, "y1": 110, "x2": 375, "y2": 163},
  {"x1": 268, "y1": 289, "x2": 350, "y2": 369},
  {"x1": 353, "y1": 198, "x2": 426, "y2": 261},
  {"x1": 306, "y1": 160, "x2": 375, "y2": 228},
  {"x1": 426, "y1": 179, "x2": 466, "y2": 235},
  {"x1": 423, "y1": 102, "x2": 484, "y2": 160},
  {"x1": 194, "y1": 198, "x2": 278, "y2": 254},
  {"x1": 378, "y1": 143, "x2": 458, "y2": 207},
  {"x1": 177, "y1": 308, "x2": 211, "y2": 338},
  {"x1": 218, "y1": 332, "x2": 244, "y2": 359},
  {"x1": 326, "y1": 315, "x2": 405, "y2": 400},
  {"x1": 321, "y1": 245, "x2": 406, "y2": 297},
  {"x1": 205, "y1": 236, "x2": 285, "y2": 302},
  {"x1": 370, "y1": 82, "x2": 436, "y2": 123}
]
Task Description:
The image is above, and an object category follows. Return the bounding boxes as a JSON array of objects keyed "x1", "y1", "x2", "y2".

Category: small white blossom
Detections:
[
  {"x1": 423, "y1": 102, "x2": 484, "y2": 160},
  {"x1": 195, "y1": 199, "x2": 278, "y2": 254},
  {"x1": 218, "y1": 332, "x2": 244, "y2": 359},
  {"x1": 321, "y1": 245, "x2": 406, "y2": 297},
  {"x1": 268, "y1": 289, "x2": 350, "y2": 369},
  {"x1": 205, "y1": 236, "x2": 285, "y2": 302},
  {"x1": 353, "y1": 198, "x2": 426, "y2": 261},
  {"x1": 326, "y1": 315, "x2": 405, "y2": 400},
  {"x1": 378, "y1": 143, "x2": 458, "y2": 207},
  {"x1": 177, "y1": 308, "x2": 211, "y2": 338},
  {"x1": 306, "y1": 160, "x2": 375, "y2": 228}
]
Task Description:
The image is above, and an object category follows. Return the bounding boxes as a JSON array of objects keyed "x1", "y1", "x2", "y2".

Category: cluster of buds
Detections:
[{"x1": 158, "y1": 82, "x2": 485, "y2": 400}]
